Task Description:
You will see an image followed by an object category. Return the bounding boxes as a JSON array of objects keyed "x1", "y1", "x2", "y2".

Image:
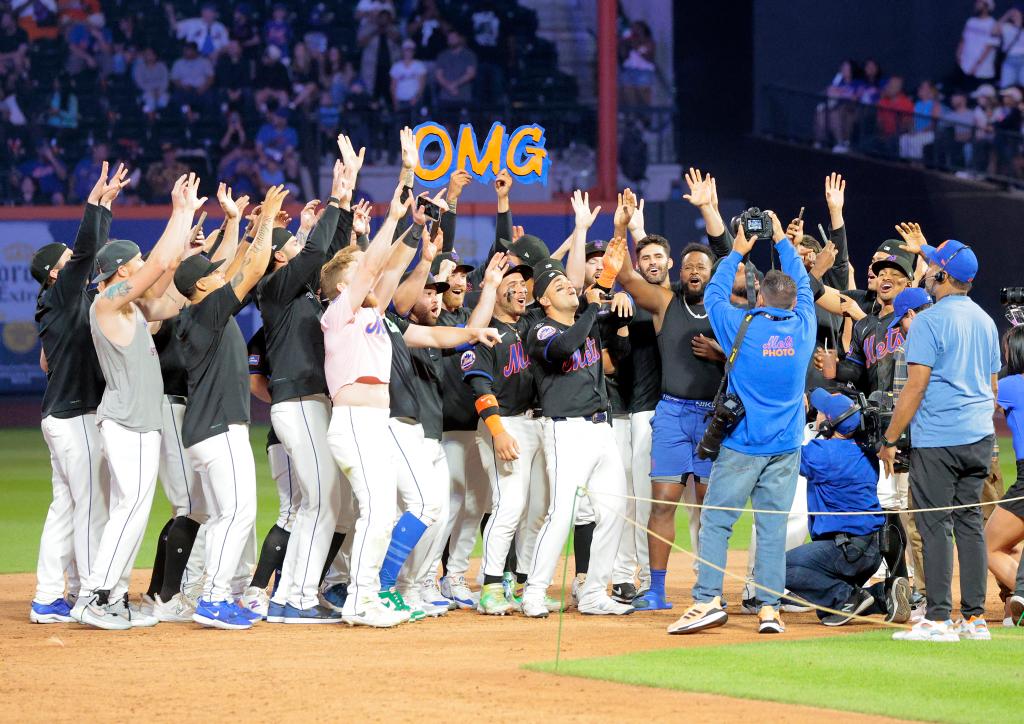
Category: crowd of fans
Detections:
[
  {"x1": 0, "y1": 0, "x2": 578, "y2": 206},
  {"x1": 812, "y1": 0, "x2": 1024, "y2": 180}
]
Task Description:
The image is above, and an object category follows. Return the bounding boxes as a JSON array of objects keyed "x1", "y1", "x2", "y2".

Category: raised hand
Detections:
[
  {"x1": 895, "y1": 222, "x2": 927, "y2": 255},
  {"x1": 511, "y1": 224, "x2": 525, "y2": 242},
  {"x1": 570, "y1": 189, "x2": 601, "y2": 229},
  {"x1": 170, "y1": 174, "x2": 189, "y2": 211},
  {"x1": 473, "y1": 328, "x2": 503, "y2": 347},
  {"x1": 217, "y1": 182, "x2": 241, "y2": 218},
  {"x1": 483, "y1": 252, "x2": 509, "y2": 289},
  {"x1": 825, "y1": 172, "x2": 845, "y2": 211},
  {"x1": 428, "y1": 187, "x2": 448, "y2": 213},
  {"x1": 765, "y1": 210, "x2": 786, "y2": 243},
  {"x1": 682, "y1": 167, "x2": 715, "y2": 208},
  {"x1": 411, "y1": 193, "x2": 429, "y2": 226},
  {"x1": 183, "y1": 173, "x2": 207, "y2": 213},
  {"x1": 98, "y1": 163, "x2": 130, "y2": 209},
  {"x1": 786, "y1": 217, "x2": 805, "y2": 242},
  {"x1": 810, "y1": 239, "x2": 838, "y2": 279},
  {"x1": 448, "y1": 169, "x2": 472, "y2": 201},
  {"x1": 732, "y1": 222, "x2": 756, "y2": 256},
  {"x1": 274, "y1": 209, "x2": 292, "y2": 229},
  {"x1": 261, "y1": 185, "x2": 290, "y2": 222},
  {"x1": 87, "y1": 160, "x2": 110, "y2": 205},
  {"x1": 494, "y1": 168, "x2": 513, "y2": 199},
  {"x1": 337, "y1": 133, "x2": 366, "y2": 178},
  {"x1": 597, "y1": 236, "x2": 628, "y2": 287},
  {"x1": 399, "y1": 126, "x2": 418, "y2": 170},
  {"x1": 299, "y1": 199, "x2": 322, "y2": 233},
  {"x1": 352, "y1": 199, "x2": 371, "y2": 235},
  {"x1": 435, "y1": 257, "x2": 456, "y2": 280},
  {"x1": 628, "y1": 197, "x2": 646, "y2": 235},
  {"x1": 389, "y1": 185, "x2": 414, "y2": 220}
]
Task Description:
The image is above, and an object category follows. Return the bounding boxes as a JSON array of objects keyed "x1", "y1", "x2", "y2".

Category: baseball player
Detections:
[
  {"x1": 521, "y1": 252, "x2": 631, "y2": 617},
  {"x1": 71, "y1": 172, "x2": 198, "y2": 630},
  {"x1": 30, "y1": 164, "x2": 122, "y2": 624},
  {"x1": 175, "y1": 184, "x2": 288, "y2": 630},
  {"x1": 258, "y1": 153, "x2": 356, "y2": 623}
]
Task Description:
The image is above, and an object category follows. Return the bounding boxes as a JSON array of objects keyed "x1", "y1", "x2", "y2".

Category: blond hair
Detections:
[{"x1": 321, "y1": 247, "x2": 360, "y2": 300}]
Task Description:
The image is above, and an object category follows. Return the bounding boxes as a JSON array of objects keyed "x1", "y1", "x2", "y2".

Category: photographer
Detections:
[
  {"x1": 667, "y1": 211, "x2": 815, "y2": 636},
  {"x1": 879, "y1": 240, "x2": 1000, "y2": 643},
  {"x1": 785, "y1": 389, "x2": 912, "y2": 627}
]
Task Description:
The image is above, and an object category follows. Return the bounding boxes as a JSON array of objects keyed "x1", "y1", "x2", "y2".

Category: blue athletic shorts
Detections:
[{"x1": 650, "y1": 395, "x2": 714, "y2": 482}]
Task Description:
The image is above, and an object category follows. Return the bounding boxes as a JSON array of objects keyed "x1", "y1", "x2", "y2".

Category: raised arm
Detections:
[
  {"x1": 210, "y1": 183, "x2": 247, "y2": 265},
  {"x1": 469, "y1": 169, "x2": 513, "y2": 290},
  {"x1": 566, "y1": 189, "x2": 601, "y2": 292},
  {"x1": 441, "y1": 169, "x2": 472, "y2": 253},
  {"x1": 705, "y1": 225, "x2": 753, "y2": 347},
  {"x1": 465, "y1": 252, "x2": 507, "y2": 328},
  {"x1": 403, "y1": 324, "x2": 501, "y2": 350},
  {"x1": 55, "y1": 162, "x2": 125, "y2": 296},
  {"x1": 614, "y1": 238, "x2": 673, "y2": 325},
  {"x1": 768, "y1": 211, "x2": 814, "y2": 320},
  {"x1": 327, "y1": 133, "x2": 364, "y2": 257},
  {"x1": 230, "y1": 185, "x2": 289, "y2": 302},
  {"x1": 683, "y1": 167, "x2": 729, "y2": 256},
  {"x1": 823, "y1": 172, "x2": 850, "y2": 290},
  {"x1": 373, "y1": 196, "x2": 430, "y2": 314}
]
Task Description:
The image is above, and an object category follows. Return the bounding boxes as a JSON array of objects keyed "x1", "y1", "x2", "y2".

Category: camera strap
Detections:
[{"x1": 713, "y1": 311, "x2": 763, "y2": 401}]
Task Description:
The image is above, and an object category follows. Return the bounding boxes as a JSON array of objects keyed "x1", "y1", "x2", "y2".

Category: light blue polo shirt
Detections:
[{"x1": 904, "y1": 294, "x2": 1000, "y2": 447}]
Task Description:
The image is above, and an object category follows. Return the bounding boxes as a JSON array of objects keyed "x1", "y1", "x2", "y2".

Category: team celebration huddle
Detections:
[{"x1": 27, "y1": 127, "x2": 1024, "y2": 641}]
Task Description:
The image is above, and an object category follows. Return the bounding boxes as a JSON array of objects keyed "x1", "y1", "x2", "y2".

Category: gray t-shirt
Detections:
[
  {"x1": 90, "y1": 302, "x2": 164, "y2": 432},
  {"x1": 435, "y1": 47, "x2": 476, "y2": 102}
]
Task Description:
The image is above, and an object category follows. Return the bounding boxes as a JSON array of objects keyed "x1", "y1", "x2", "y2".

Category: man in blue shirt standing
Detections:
[
  {"x1": 879, "y1": 238, "x2": 1000, "y2": 643},
  {"x1": 668, "y1": 212, "x2": 815, "y2": 635}
]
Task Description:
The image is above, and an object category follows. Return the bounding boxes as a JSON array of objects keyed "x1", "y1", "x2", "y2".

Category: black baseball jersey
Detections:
[
  {"x1": 36, "y1": 203, "x2": 109, "y2": 419},
  {"x1": 177, "y1": 285, "x2": 249, "y2": 448},
  {"x1": 610, "y1": 306, "x2": 661, "y2": 414},
  {"x1": 657, "y1": 291, "x2": 723, "y2": 401},
  {"x1": 525, "y1": 303, "x2": 607, "y2": 418},
  {"x1": 438, "y1": 305, "x2": 478, "y2": 431},
  {"x1": 462, "y1": 317, "x2": 536, "y2": 416},
  {"x1": 247, "y1": 326, "x2": 279, "y2": 448},
  {"x1": 153, "y1": 317, "x2": 188, "y2": 398},
  {"x1": 836, "y1": 311, "x2": 903, "y2": 395},
  {"x1": 256, "y1": 204, "x2": 341, "y2": 404},
  {"x1": 384, "y1": 312, "x2": 421, "y2": 423}
]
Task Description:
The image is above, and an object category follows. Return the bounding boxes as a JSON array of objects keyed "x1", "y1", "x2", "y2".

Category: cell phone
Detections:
[
  {"x1": 797, "y1": 206, "x2": 805, "y2": 221},
  {"x1": 188, "y1": 211, "x2": 207, "y2": 246},
  {"x1": 417, "y1": 196, "x2": 441, "y2": 221}
]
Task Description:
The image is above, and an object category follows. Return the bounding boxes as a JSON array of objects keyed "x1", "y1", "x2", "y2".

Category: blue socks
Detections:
[
  {"x1": 379, "y1": 512, "x2": 429, "y2": 590},
  {"x1": 650, "y1": 569, "x2": 667, "y2": 597}
]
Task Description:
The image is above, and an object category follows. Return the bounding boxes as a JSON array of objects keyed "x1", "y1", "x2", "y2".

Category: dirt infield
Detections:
[{"x1": 3, "y1": 553, "x2": 1003, "y2": 723}]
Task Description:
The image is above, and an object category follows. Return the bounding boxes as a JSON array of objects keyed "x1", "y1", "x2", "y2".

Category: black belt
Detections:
[
  {"x1": 551, "y1": 411, "x2": 608, "y2": 424},
  {"x1": 166, "y1": 394, "x2": 187, "y2": 405}
]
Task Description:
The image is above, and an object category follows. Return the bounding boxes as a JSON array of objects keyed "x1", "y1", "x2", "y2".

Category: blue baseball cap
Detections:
[
  {"x1": 888, "y1": 287, "x2": 933, "y2": 330},
  {"x1": 920, "y1": 239, "x2": 977, "y2": 283},
  {"x1": 810, "y1": 388, "x2": 861, "y2": 436}
]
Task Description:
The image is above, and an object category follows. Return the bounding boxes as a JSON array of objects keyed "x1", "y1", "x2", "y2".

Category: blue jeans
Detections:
[
  {"x1": 692, "y1": 446, "x2": 799, "y2": 608},
  {"x1": 785, "y1": 537, "x2": 885, "y2": 619}
]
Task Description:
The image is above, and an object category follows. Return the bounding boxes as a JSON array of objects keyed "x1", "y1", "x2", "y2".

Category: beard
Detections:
[{"x1": 684, "y1": 279, "x2": 708, "y2": 304}]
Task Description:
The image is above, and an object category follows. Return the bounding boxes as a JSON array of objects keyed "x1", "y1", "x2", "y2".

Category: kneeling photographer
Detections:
[{"x1": 785, "y1": 389, "x2": 912, "y2": 627}]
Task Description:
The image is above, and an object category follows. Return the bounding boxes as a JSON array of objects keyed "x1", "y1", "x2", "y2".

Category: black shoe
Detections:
[
  {"x1": 885, "y1": 576, "x2": 911, "y2": 623},
  {"x1": 611, "y1": 583, "x2": 637, "y2": 604},
  {"x1": 822, "y1": 588, "x2": 874, "y2": 627}
]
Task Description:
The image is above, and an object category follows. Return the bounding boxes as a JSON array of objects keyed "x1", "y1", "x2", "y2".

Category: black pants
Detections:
[{"x1": 909, "y1": 435, "x2": 993, "y2": 621}]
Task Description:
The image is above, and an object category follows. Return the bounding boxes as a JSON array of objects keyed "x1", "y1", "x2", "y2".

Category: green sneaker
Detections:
[
  {"x1": 479, "y1": 582, "x2": 512, "y2": 615},
  {"x1": 508, "y1": 583, "x2": 563, "y2": 613},
  {"x1": 380, "y1": 589, "x2": 425, "y2": 623}
]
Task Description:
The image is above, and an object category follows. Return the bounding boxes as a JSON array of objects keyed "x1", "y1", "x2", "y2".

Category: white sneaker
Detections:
[
  {"x1": 440, "y1": 574, "x2": 476, "y2": 609},
  {"x1": 522, "y1": 597, "x2": 550, "y2": 618},
  {"x1": 910, "y1": 601, "x2": 927, "y2": 623},
  {"x1": 420, "y1": 580, "x2": 453, "y2": 614},
  {"x1": 74, "y1": 594, "x2": 131, "y2": 631},
  {"x1": 153, "y1": 592, "x2": 196, "y2": 623},
  {"x1": 181, "y1": 575, "x2": 205, "y2": 608},
  {"x1": 578, "y1": 595, "x2": 634, "y2": 616},
  {"x1": 341, "y1": 598, "x2": 404, "y2": 628},
  {"x1": 1009, "y1": 595, "x2": 1024, "y2": 626},
  {"x1": 110, "y1": 595, "x2": 159, "y2": 628},
  {"x1": 892, "y1": 618, "x2": 960, "y2": 642},
  {"x1": 954, "y1": 616, "x2": 991, "y2": 641},
  {"x1": 239, "y1": 586, "x2": 269, "y2": 619},
  {"x1": 140, "y1": 593, "x2": 156, "y2": 616},
  {"x1": 404, "y1": 587, "x2": 447, "y2": 617},
  {"x1": 571, "y1": 573, "x2": 586, "y2": 604}
]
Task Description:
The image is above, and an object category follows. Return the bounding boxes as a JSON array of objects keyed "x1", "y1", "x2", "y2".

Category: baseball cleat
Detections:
[
  {"x1": 109, "y1": 594, "x2": 159, "y2": 628},
  {"x1": 232, "y1": 601, "x2": 262, "y2": 623},
  {"x1": 181, "y1": 576, "x2": 204, "y2": 609},
  {"x1": 140, "y1": 593, "x2": 156, "y2": 616},
  {"x1": 402, "y1": 587, "x2": 446, "y2": 618},
  {"x1": 153, "y1": 593, "x2": 196, "y2": 623},
  {"x1": 240, "y1": 586, "x2": 269, "y2": 619},
  {"x1": 478, "y1": 583, "x2": 512, "y2": 615},
  {"x1": 75, "y1": 594, "x2": 132, "y2": 631},
  {"x1": 667, "y1": 597, "x2": 727, "y2": 635},
  {"x1": 954, "y1": 616, "x2": 991, "y2": 640},
  {"x1": 322, "y1": 583, "x2": 348, "y2": 612},
  {"x1": 758, "y1": 606, "x2": 785, "y2": 634},
  {"x1": 342, "y1": 598, "x2": 405, "y2": 628},
  {"x1": 282, "y1": 603, "x2": 344, "y2": 624},
  {"x1": 192, "y1": 599, "x2": 252, "y2": 630},
  {"x1": 892, "y1": 618, "x2": 960, "y2": 642},
  {"x1": 632, "y1": 589, "x2": 673, "y2": 611},
  {"x1": 885, "y1": 577, "x2": 911, "y2": 624},
  {"x1": 570, "y1": 573, "x2": 586, "y2": 604},
  {"x1": 379, "y1": 589, "x2": 422, "y2": 623},
  {"x1": 440, "y1": 574, "x2": 477, "y2": 610},
  {"x1": 521, "y1": 598, "x2": 550, "y2": 618},
  {"x1": 822, "y1": 589, "x2": 874, "y2": 627},
  {"x1": 30, "y1": 598, "x2": 74, "y2": 624},
  {"x1": 1008, "y1": 595, "x2": 1024, "y2": 626},
  {"x1": 420, "y1": 580, "x2": 454, "y2": 613},
  {"x1": 265, "y1": 601, "x2": 286, "y2": 623},
  {"x1": 578, "y1": 595, "x2": 635, "y2": 616},
  {"x1": 611, "y1": 583, "x2": 638, "y2": 605}
]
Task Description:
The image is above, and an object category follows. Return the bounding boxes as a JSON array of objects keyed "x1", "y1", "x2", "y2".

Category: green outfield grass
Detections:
[
  {"x1": 528, "y1": 628, "x2": 1024, "y2": 723},
  {"x1": 0, "y1": 428, "x2": 1015, "y2": 576}
]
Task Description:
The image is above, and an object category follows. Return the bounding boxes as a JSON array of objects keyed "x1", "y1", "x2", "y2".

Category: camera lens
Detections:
[{"x1": 1001, "y1": 287, "x2": 1024, "y2": 306}]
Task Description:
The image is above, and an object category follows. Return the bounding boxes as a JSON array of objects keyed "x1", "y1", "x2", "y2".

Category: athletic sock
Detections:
[
  {"x1": 440, "y1": 537, "x2": 451, "y2": 578},
  {"x1": 146, "y1": 518, "x2": 175, "y2": 598},
  {"x1": 573, "y1": 522, "x2": 595, "y2": 575},
  {"x1": 251, "y1": 525, "x2": 291, "y2": 590},
  {"x1": 379, "y1": 512, "x2": 428, "y2": 590},
  {"x1": 158, "y1": 516, "x2": 201, "y2": 602},
  {"x1": 319, "y1": 532, "x2": 346, "y2": 586},
  {"x1": 503, "y1": 538, "x2": 518, "y2": 575},
  {"x1": 483, "y1": 574, "x2": 503, "y2": 585},
  {"x1": 515, "y1": 572, "x2": 527, "y2": 585},
  {"x1": 649, "y1": 568, "x2": 667, "y2": 597}
]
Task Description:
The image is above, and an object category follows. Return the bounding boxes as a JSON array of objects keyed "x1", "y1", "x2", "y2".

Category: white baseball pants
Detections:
[
  {"x1": 441, "y1": 429, "x2": 489, "y2": 578},
  {"x1": 188, "y1": 424, "x2": 257, "y2": 603},
  {"x1": 35, "y1": 413, "x2": 110, "y2": 603},
  {"x1": 526, "y1": 418, "x2": 626, "y2": 604},
  {"x1": 80, "y1": 420, "x2": 160, "y2": 599},
  {"x1": 477, "y1": 415, "x2": 545, "y2": 578},
  {"x1": 328, "y1": 405, "x2": 394, "y2": 613},
  {"x1": 270, "y1": 395, "x2": 342, "y2": 609},
  {"x1": 267, "y1": 442, "x2": 301, "y2": 532},
  {"x1": 629, "y1": 410, "x2": 653, "y2": 588},
  {"x1": 158, "y1": 398, "x2": 206, "y2": 521}
]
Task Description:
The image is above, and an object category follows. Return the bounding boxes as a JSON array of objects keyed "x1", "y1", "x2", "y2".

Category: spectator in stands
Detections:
[
  {"x1": 46, "y1": 74, "x2": 79, "y2": 132},
  {"x1": 303, "y1": 2, "x2": 334, "y2": 56},
  {"x1": 256, "y1": 108, "x2": 298, "y2": 160},
  {"x1": 263, "y1": 3, "x2": 292, "y2": 58},
  {"x1": 0, "y1": 86, "x2": 27, "y2": 127},
  {"x1": 170, "y1": 41, "x2": 215, "y2": 112},
  {"x1": 174, "y1": 2, "x2": 229, "y2": 59},
  {"x1": 341, "y1": 78, "x2": 375, "y2": 157},
  {"x1": 215, "y1": 40, "x2": 254, "y2": 112},
  {"x1": 132, "y1": 46, "x2": 169, "y2": 114},
  {"x1": 254, "y1": 44, "x2": 291, "y2": 111},
  {"x1": 815, "y1": 59, "x2": 862, "y2": 152},
  {"x1": 939, "y1": 90, "x2": 977, "y2": 169},
  {"x1": 994, "y1": 85, "x2": 1023, "y2": 176},
  {"x1": 957, "y1": 0, "x2": 999, "y2": 91},
  {"x1": 359, "y1": 9, "x2": 401, "y2": 108},
  {"x1": 875, "y1": 76, "x2": 914, "y2": 156},
  {"x1": 257, "y1": 147, "x2": 286, "y2": 193},
  {"x1": 972, "y1": 83, "x2": 999, "y2": 174},
  {"x1": 408, "y1": 0, "x2": 447, "y2": 62},
  {"x1": 217, "y1": 139, "x2": 260, "y2": 197},
  {"x1": 15, "y1": 174, "x2": 43, "y2": 204},
  {"x1": 322, "y1": 47, "x2": 355, "y2": 105},
  {"x1": 69, "y1": 140, "x2": 106, "y2": 202},
  {"x1": 144, "y1": 140, "x2": 188, "y2": 202},
  {"x1": 0, "y1": 11, "x2": 30, "y2": 76},
  {"x1": 318, "y1": 88, "x2": 341, "y2": 146},
  {"x1": 17, "y1": 140, "x2": 67, "y2": 205},
  {"x1": 230, "y1": 4, "x2": 261, "y2": 62},
  {"x1": 620, "y1": 20, "x2": 656, "y2": 107},
  {"x1": 355, "y1": 0, "x2": 396, "y2": 31},
  {"x1": 996, "y1": 7, "x2": 1024, "y2": 89},
  {"x1": 391, "y1": 39, "x2": 427, "y2": 121},
  {"x1": 65, "y1": 13, "x2": 112, "y2": 80},
  {"x1": 289, "y1": 41, "x2": 321, "y2": 110},
  {"x1": 470, "y1": 0, "x2": 506, "y2": 106},
  {"x1": 899, "y1": 80, "x2": 942, "y2": 161},
  {"x1": 434, "y1": 28, "x2": 477, "y2": 124}
]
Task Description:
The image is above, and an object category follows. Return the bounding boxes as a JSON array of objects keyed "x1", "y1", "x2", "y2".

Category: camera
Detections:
[
  {"x1": 1001, "y1": 287, "x2": 1024, "y2": 327},
  {"x1": 696, "y1": 392, "x2": 745, "y2": 461},
  {"x1": 818, "y1": 391, "x2": 910, "y2": 471},
  {"x1": 739, "y1": 207, "x2": 773, "y2": 242}
]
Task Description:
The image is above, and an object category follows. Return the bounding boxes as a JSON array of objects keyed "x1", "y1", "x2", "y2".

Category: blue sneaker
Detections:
[
  {"x1": 30, "y1": 598, "x2": 74, "y2": 624},
  {"x1": 632, "y1": 589, "x2": 673, "y2": 611},
  {"x1": 282, "y1": 603, "x2": 343, "y2": 624},
  {"x1": 232, "y1": 601, "x2": 262, "y2": 623},
  {"x1": 266, "y1": 601, "x2": 286, "y2": 623},
  {"x1": 322, "y1": 583, "x2": 348, "y2": 612},
  {"x1": 192, "y1": 599, "x2": 252, "y2": 630}
]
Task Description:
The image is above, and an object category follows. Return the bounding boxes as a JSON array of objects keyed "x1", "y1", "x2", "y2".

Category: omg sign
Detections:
[{"x1": 413, "y1": 121, "x2": 549, "y2": 188}]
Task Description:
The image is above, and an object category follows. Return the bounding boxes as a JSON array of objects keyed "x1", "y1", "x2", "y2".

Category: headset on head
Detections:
[{"x1": 930, "y1": 243, "x2": 970, "y2": 284}]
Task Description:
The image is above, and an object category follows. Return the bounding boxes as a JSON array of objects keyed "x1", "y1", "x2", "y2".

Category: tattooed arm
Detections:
[{"x1": 229, "y1": 185, "x2": 289, "y2": 303}]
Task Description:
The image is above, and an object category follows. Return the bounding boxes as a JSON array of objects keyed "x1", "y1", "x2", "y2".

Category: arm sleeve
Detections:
[
  {"x1": 704, "y1": 250, "x2": 744, "y2": 350},
  {"x1": 468, "y1": 210, "x2": 510, "y2": 290},
  {"x1": 327, "y1": 206, "x2": 354, "y2": 258},
  {"x1": 54, "y1": 203, "x2": 108, "y2": 300},
  {"x1": 707, "y1": 228, "x2": 733, "y2": 260},
  {"x1": 463, "y1": 344, "x2": 497, "y2": 409},
  {"x1": 609, "y1": 329, "x2": 630, "y2": 361},
  {"x1": 264, "y1": 204, "x2": 341, "y2": 301},
  {"x1": 533, "y1": 306, "x2": 598, "y2": 363},
  {"x1": 823, "y1": 224, "x2": 850, "y2": 291},
  {"x1": 440, "y1": 208, "x2": 456, "y2": 253}
]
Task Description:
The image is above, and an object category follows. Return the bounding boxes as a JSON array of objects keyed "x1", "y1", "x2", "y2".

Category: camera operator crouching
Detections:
[
  {"x1": 668, "y1": 210, "x2": 816, "y2": 636},
  {"x1": 784, "y1": 389, "x2": 913, "y2": 627}
]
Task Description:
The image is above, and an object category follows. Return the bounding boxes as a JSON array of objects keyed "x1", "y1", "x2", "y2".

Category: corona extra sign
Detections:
[{"x1": 413, "y1": 121, "x2": 549, "y2": 188}]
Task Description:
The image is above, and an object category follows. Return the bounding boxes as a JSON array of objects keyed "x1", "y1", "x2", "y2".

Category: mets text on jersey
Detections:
[{"x1": 762, "y1": 335, "x2": 795, "y2": 357}]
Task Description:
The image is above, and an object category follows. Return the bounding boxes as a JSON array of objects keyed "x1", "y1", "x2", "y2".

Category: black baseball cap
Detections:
[
  {"x1": 504, "y1": 263, "x2": 533, "y2": 280},
  {"x1": 399, "y1": 270, "x2": 450, "y2": 294},
  {"x1": 174, "y1": 253, "x2": 225, "y2": 296},
  {"x1": 532, "y1": 258, "x2": 567, "y2": 299},
  {"x1": 31, "y1": 242, "x2": 68, "y2": 285},
  {"x1": 430, "y1": 250, "x2": 474, "y2": 276},
  {"x1": 585, "y1": 239, "x2": 608, "y2": 258},
  {"x1": 501, "y1": 234, "x2": 549, "y2": 266},
  {"x1": 870, "y1": 250, "x2": 915, "y2": 280},
  {"x1": 92, "y1": 239, "x2": 141, "y2": 284},
  {"x1": 271, "y1": 227, "x2": 293, "y2": 252}
]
